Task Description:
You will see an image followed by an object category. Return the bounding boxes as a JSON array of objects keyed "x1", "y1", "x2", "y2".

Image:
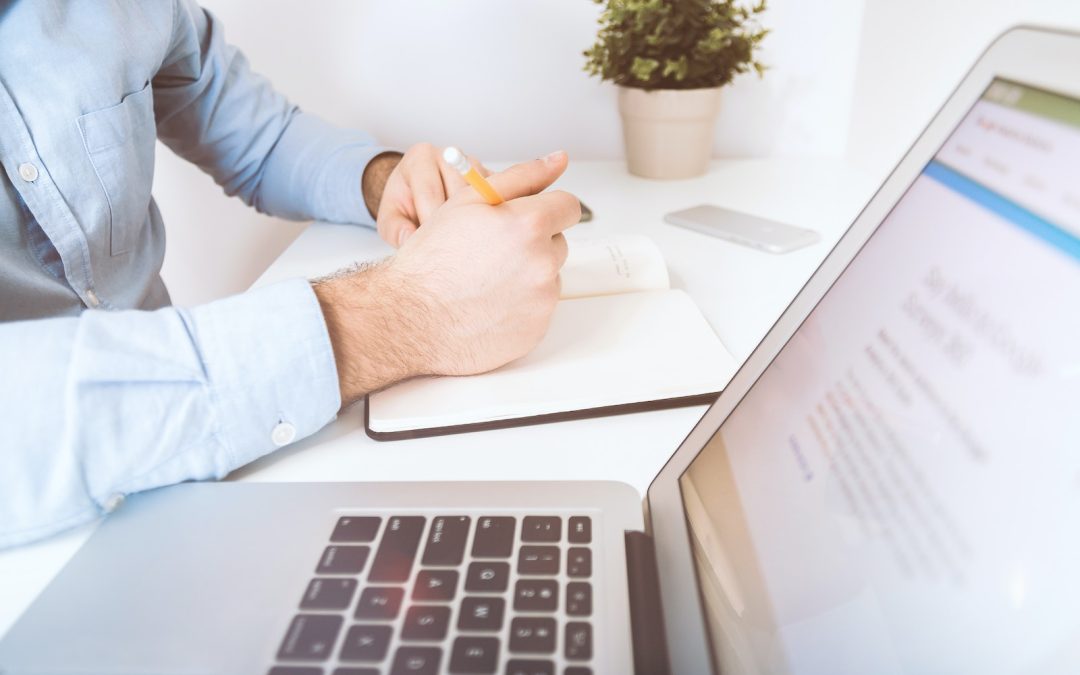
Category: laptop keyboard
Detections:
[{"x1": 269, "y1": 514, "x2": 596, "y2": 675}]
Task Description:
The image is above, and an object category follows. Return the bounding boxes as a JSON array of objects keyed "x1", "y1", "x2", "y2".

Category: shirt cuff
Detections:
[
  {"x1": 258, "y1": 110, "x2": 397, "y2": 227},
  {"x1": 322, "y1": 145, "x2": 401, "y2": 226},
  {"x1": 190, "y1": 278, "x2": 341, "y2": 471}
]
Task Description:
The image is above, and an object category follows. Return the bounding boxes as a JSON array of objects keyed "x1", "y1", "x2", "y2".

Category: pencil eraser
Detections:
[{"x1": 442, "y1": 146, "x2": 469, "y2": 173}]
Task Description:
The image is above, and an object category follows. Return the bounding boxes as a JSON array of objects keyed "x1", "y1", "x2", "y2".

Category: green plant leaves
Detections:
[
  {"x1": 584, "y1": 0, "x2": 768, "y2": 91},
  {"x1": 661, "y1": 55, "x2": 689, "y2": 81},
  {"x1": 631, "y1": 57, "x2": 661, "y2": 82}
]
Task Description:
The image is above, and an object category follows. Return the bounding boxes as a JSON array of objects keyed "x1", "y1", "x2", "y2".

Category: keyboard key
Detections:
[
  {"x1": 472, "y1": 517, "x2": 516, "y2": 558},
  {"x1": 317, "y1": 546, "x2": 370, "y2": 575},
  {"x1": 513, "y1": 579, "x2": 558, "y2": 612},
  {"x1": 390, "y1": 646, "x2": 441, "y2": 675},
  {"x1": 465, "y1": 562, "x2": 509, "y2": 593},
  {"x1": 567, "y1": 548, "x2": 591, "y2": 578},
  {"x1": 564, "y1": 622, "x2": 592, "y2": 661},
  {"x1": 422, "y1": 516, "x2": 471, "y2": 566},
  {"x1": 509, "y1": 617, "x2": 556, "y2": 654},
  {"x1": 449, "y1": 636, "x2": 500, "y2": 673},
  {"x1": 354, "y1": 587, "x2": 404, "y2": 620},
  {"x1": 300, "y1": 578, "x2": 357, "y2": 610},
  {"x1": 564, "y1": 668, "x2": 592, "y2": 675},
  {"x1": 339, "y1": 624, "x2": 392, "y2": 662},
  {"x1": 566, "y1": 582, "x2": 592, "y2": 616},
  {"x1": 269, "y1": 668, "x2": 322, "y2": 675},
  {"x1": 568, "y1": 517, "x2": 591, "y2": 544},
  {"x1": 402, "y1": 605, "x2": 452, "y2": 641},
  {"x1": 521, "y1": 516, "x2": 561, "y2": 543},
  {"x1": 331, "y1": 516, "x2": 381, "y2": 543},
  {"x1": 277, "y1": 614, "x2": 343, "y2": 661},
  {"x1": 334, "y1": 668, "x2": 379, "y2": 675},
  {"x1": 505, "y1": 660, "x2": 554, "y2": 675},
  {"x1": 458, "y1": 596, "x2": 505, "y2": 632},
  {"x1": 369, "y1": 516, "x2": 426, "y2": 583},
  {"x1": 517, "y1": 546, "x2": 559, "y2": 575},
  {"x1": 413, "y1": 569, "x2": 459, "y2": 601}
]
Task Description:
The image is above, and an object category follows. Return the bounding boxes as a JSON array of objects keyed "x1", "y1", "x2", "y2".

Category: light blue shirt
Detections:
[{"x1": 0, "y1": 1, "x2": 388, "y2": 547}]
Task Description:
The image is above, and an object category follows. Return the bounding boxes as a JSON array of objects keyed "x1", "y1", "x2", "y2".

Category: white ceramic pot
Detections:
[{"x1": 617, "y1": 86, "x2": 722, "y2": 179}]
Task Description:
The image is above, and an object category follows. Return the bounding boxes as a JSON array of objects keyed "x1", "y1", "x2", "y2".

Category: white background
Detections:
[{"x1": 155, "y1": 0, "x2": 1080, "y2": 306}]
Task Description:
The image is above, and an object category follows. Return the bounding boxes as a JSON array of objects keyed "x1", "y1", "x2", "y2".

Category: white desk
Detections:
[{"x1": 0, "y1": 158, "x2": 874, "y2": 637}]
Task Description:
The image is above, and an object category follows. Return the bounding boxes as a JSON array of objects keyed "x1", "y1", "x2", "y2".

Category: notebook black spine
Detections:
[{"x1": 363, "y1": 391, "x2": 721, "y2": 441}]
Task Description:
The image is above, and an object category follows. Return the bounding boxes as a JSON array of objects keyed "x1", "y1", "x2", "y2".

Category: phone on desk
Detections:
[{"x1": 664, "y1": 204, "x2": 820, "y2": 253}]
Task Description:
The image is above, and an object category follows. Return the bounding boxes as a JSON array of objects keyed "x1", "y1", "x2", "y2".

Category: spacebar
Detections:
[{"x1": 368, "y1": 516, "x2": 426, "y2": 583}]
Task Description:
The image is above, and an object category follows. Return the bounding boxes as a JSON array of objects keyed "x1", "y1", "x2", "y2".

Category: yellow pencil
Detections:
[{"x1": 443, "y1": 146, "x2": 504, "y2": 205}]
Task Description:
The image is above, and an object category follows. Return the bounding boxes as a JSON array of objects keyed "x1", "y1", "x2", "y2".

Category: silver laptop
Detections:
[{"x1": 2, "y1": 25, "x2": 1078, "y2": 675}]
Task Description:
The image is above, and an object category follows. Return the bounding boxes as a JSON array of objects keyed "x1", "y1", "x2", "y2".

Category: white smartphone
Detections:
[{"x1": 664, "y1": 204, "x2": 821, "y2": 253}]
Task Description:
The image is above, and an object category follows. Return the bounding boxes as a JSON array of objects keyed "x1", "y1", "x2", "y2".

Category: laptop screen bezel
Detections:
[{"x1": 641, "y1": 26, "x2": 1080, "y2": 675}]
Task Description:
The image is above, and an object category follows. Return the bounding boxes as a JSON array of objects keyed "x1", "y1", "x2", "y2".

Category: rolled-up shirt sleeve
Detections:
[
  {"x1": 0, "y1": 279, "x2": 341, "y2": 549},
  {"x1": 152, "y1": 0, "x2": 389, "y2": 225}
]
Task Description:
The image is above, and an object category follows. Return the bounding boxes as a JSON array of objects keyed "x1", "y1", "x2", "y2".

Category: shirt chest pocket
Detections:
[{"x1": 77, "y1": 82, "x2": 156, "y2": 257}]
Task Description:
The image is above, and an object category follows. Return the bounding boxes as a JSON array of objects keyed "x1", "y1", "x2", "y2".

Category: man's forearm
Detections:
[
  {"x1": 312, "y1": 262, "x2": 429, "y2": 405},
  {"x1": 362, "y1": 151, "x2": 404, "y2": 219}
]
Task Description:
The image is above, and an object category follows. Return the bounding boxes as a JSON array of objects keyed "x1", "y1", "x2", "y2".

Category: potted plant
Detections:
[{"x1": 585, "y1": 0, "x2": 768, "y2": 179}]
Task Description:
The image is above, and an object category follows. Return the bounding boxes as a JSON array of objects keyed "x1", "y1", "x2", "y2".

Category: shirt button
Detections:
[
  {"x1": 271, "y1": 421, "x2": 297, "y2": 447},
  {"x1": 18, "y1": 162, "x2": 39, "y2": 182},
  {"x1": 85, "y1": 289, "x2": 101, "y2": 308},
  {"x1": 102, "y1": 493, "x2": 124, "y2": 513}
]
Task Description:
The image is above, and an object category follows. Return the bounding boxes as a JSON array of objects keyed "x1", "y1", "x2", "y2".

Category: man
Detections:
[{"x1": 0, "y1": 1, "x2": 578, "y2": 547}]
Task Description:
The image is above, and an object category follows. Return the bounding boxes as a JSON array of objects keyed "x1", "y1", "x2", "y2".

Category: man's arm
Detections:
[
  {"x1": 0, "y1": 279, "x2": 340, "y2": 548},
  {"x1": 152, "y1": 0, "x2": 390, "y2": 225},
  {"x1": 153, "y1": 1, "x2": 486, "y2": 246},
  {"x1": 1, "y1": 153, "x2": 577, "y2": 549}
]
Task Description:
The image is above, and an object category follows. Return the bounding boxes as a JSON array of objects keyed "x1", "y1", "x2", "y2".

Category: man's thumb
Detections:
[{"x1": 484, "y1": 151, "x2": 568, "y2": 202}]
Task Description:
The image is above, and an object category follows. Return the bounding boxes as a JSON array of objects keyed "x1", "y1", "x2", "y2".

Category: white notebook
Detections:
[{"x1": 365, "y1": 235, "x2": 739, "y2": 439}]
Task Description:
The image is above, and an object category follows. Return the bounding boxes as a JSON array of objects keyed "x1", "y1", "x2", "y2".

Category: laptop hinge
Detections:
[{"x1": 625, "y1": 531, "x2": 672, "y2": 675}]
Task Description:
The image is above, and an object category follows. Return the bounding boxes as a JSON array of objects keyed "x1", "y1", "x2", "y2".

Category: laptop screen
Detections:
[{"x1": 679, "y1": 79, "x2": 1080, "y2": 674}]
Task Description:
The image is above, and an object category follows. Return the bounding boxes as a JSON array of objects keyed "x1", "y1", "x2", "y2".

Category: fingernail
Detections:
[
  {"x1": 543, "y1": 150, "x2": 566, "y2": 165},
  {"x1": 398, "y1": 229, "x2": 411, "y2": 247}
]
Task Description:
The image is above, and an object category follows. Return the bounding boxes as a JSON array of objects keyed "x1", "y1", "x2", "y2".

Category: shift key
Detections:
[{"x1": 368, "y1": 516, "x2": 426, "y2": 582}]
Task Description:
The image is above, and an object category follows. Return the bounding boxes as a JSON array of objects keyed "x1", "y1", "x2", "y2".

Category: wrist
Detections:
[
  {"x1": 312, "y1": 263, "x2": 431, "y2": 406},
  {"x1": 361, "y1": 151, "x2": 404, "y2": 219}
]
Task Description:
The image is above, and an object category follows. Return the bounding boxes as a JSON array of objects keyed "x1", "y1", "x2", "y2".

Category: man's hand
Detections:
[
  {"x1": 315, "y1": 151, "x2": 578, "y2": 405},
  {"x1": 373, "y1": 142, "x2": 491, "y2": 248}
]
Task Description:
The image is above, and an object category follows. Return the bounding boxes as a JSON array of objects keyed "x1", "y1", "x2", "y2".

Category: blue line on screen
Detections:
[{"x1": 924, "y1": 160, "x2": 1080, "y2": 262}]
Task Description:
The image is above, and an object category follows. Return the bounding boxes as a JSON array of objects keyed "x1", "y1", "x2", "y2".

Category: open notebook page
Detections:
[
  {"x1": 367, "y1": 289, "x2": 738, "y2": 435},
  {"x1": 560, "y1": 235, "x2": 670, "y2": 299}
]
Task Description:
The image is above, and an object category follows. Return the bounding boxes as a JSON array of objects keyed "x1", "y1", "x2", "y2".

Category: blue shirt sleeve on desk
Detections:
[{"x1": 0, "y1": 279, "x2": 341, "y2": 549}]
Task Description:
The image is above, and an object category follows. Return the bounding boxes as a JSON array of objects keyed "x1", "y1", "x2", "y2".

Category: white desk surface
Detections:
[{"x1": 0, "y1": 158, "x2": 875, "y2": 637}]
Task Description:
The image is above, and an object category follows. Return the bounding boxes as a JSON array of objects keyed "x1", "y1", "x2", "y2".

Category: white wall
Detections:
[
  {"x1": 848, "y1": 0, "x2": 1080, "y2": 181},
  {"x1": 157, "y1": 0, "x2": 864, "y2": 305}
]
